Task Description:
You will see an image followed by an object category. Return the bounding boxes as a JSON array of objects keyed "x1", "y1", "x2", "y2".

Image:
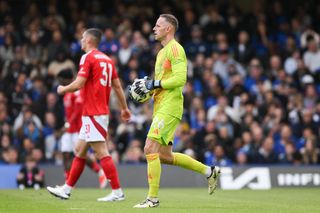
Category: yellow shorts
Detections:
[{"x1": 147, "y1": 112, "x2": 180, "y2": 146}]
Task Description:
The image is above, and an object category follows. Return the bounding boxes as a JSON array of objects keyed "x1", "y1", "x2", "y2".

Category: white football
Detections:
[{"x1": 129, "y1": 79, "x2": 152, "y2": 103}]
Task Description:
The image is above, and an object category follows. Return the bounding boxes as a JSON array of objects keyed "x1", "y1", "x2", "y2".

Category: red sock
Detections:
[
  {"x1": 64, "y1": 170, "x2": 70, "y2": 181},
  {"x1": 66, "y1": 157, "x2": 86, "y2": 187},
  {"x1": 100, "y1": 156, "x2": 121, "y2": 189},
  {"x1": 89, "y1": 161, "x2": 101, "y2": 173}
]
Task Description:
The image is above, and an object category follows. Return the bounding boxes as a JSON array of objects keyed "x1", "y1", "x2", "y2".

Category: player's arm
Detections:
[
  {"x1": 144, "y1": 45, "x2": 187, "y2": 90},
  {"x1": 57, "y1": 76, "x2": 87, "y2": 95},
  {"x1": 159, "y1": 59, "x2": 187, "y2": 89},
  {"x1": 112, "y1": 78, "x2": 131, "y2": 122}
]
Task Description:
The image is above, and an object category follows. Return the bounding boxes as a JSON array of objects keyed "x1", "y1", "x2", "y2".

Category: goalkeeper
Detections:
[{"x1": 133, "y1": 14, "x2": 220, "y2": 208}]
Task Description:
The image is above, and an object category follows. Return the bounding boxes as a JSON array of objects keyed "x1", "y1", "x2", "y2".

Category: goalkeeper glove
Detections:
[
  {"x1": 144, "y1": 76, "x2": 161, "y2": 90},
  {"x1": 132, "y1": 79, "x2": 147, "y2": 95}
]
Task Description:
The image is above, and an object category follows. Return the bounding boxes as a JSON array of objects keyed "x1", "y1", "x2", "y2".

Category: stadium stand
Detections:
[{"x1": 0, "y1": 0, "x2": 319, "y2": 170}]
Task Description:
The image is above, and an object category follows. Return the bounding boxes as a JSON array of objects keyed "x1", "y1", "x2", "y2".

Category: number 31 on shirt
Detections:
[{"x1": 100, "y1": 62, "x2": 112, "y2": 87}]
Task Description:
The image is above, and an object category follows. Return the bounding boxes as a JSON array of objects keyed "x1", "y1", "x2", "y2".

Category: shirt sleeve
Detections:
[
  {"x1": 161, "y1": 44, "x2": 187, "y2": 89},
  {"x1": 77, "y1": 53, "x2": 91, "y2": 78}
]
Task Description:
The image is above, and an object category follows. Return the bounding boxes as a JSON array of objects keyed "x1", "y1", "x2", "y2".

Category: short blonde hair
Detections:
[{"x1": 160, "y1": 14, "x2": 179, "y2": 31}]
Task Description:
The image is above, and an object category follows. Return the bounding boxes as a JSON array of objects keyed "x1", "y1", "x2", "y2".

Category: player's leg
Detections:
[
  {"x1": 159, "y1": 145, "x2": 221, "y2": 194},
  {"x1": 85, "y1": 154, "x2": 100, "y2": 173},
  {"x1": 85, "y1": 153, "x2": 108, "y2": 189},
  {"x1": 154, "y1": 113, "x2": 221, "y2": 195},
  {"x1": 66, "y1": 139, "x2": 89, "y2": 187},
  {"x1": 145, "y1": 139, "x2": 162, "y2": 199},
  {"x1": 60, "y1": 133, "x2": 75, "y2": 181},
  {"x1": 90, "y1": 142, "x2": 124, "y2": 201},
  {"x1": 135, "y1": 113, "x2": 173, "y2": 208},
  {"x1": 47, "y1": 139, "x2": 89, "y2": 199},
  {"x1": 76, "y1": 129, "x2": 101, "y2": 175},
  {"x1": 82, "y1": 125, "x2": 107, "y2": 189},
  {"x1": 160, "y1": 145, "x2": 211, "y2": 176},
  {"x1": 84, "y1": 114, "x2": 123, "y2": 201},
  {"x1": 133, "y1": 138, "x2": 161, "y2": 208},
  {"x1": 62, "y1": 152, "x2": 74, "y2": 180}
]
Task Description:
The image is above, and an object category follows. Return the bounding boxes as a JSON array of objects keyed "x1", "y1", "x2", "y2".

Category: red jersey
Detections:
[
  {"x1": 77, "y1": 49, "x2": 118, "y2": 116},
  {"x1": 63, "y1": 91, "x2": 83, "y2": 133}
]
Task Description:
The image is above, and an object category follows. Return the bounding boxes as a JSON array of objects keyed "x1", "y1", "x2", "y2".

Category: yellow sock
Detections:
[
  {"x1": 146, "y1": 153, "x2": 161, "y2": 198},
  {"x1": 173, "y1": 152, "x2": 207, "y2": 175}
]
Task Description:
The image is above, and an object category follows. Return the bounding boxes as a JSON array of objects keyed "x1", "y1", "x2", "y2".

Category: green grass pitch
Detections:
[{"x1": 0, "y1": 188, "x2": 319, "y2": 213}]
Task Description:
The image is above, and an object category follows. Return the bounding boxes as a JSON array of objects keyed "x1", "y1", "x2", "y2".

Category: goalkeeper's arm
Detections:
[{"x1": 145, "y1": 62, "x2": 187, "y2": 90}]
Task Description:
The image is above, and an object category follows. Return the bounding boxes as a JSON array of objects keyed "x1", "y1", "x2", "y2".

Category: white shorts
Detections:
[
  {"x1": 60, "y1": 132, "x2": 78, "y2": 152},
  {"x1": 79, "y1": 115, "x2": 109, "y2": 142}
]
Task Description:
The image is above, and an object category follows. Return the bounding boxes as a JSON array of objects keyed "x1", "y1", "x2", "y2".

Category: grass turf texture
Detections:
[{"x1": 0, "y1": 188, "x2": 319, "y2": 213}]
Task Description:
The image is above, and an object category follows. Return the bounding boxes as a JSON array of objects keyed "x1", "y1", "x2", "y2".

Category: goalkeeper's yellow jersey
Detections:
[{"x1": 153, "y1": 39, "x2": 187, "y2": 120}]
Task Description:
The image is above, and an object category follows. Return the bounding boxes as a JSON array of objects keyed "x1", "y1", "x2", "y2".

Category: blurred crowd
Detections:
[{"x1": 0, "y1": 0, "x2": 319, "y2": 167}]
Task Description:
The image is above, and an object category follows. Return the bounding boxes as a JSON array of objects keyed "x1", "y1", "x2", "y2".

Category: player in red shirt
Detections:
[
  {"x1": 47, "y1": 28, "x2": 131, "y2": 202},
  {"x1": 59, "y1": 70, "x2": 107, "y2": 189}
]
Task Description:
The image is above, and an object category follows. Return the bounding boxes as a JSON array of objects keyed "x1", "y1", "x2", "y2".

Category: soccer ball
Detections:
[{"x1": 128, "y1": 79, "x2": 152, "y2": 103}]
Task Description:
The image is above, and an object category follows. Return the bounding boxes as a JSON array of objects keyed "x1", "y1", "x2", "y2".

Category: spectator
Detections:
[
  {"x1": 300, "y1": 134, "x2": 319, "y2": 164},
  {"x1": 0, "y1": 103, "x2": 10, "y2": 124},
  {"x1": 284, "y1": 50, "x2": 300, "y2": 75},
  {"x1": 44, "y1": 92, "x2": 64, "y2": 129},
  {"x1": 268, "y1": 55, "x2": 283, "y2": 79},
  {"x1": 303, "y1": 84, "x2": 318, "y2": 109},
  {"x1": 185, "y1": 25, "x2": 209, "y2": 59},
  {"x1": 251, "y1": 20, "x2": 271, "y2": 64},
  {"x1": 234, "y1": 30, "x2": 255, "y2": 65},
  {"x1": 1, "y1": 146, "x2": 19, "y2": 164},
  {"x1": 22, "y1": 31, "x2": 47, "y2": 70},
  {"x1": 47, "y1": 51, "x2": 75, "y2": 77},
  {"x1": 303, "y1": 35, "x2": 320, "y2": 74},
  {"x1": 244, "y1": 58, "x2": 267, "y2": 95},
  {"x1": 47, "y1": 30, "x2": 69, "y2": 62},
  {"x1": 279, "y1": 142, "x2": 297, "y2": 164},
  {"x1": 16, "y1": 155, "x2": 44, "y2": 190},
  {"x1": 300, "y1": 28, "x2": 320, "y2": 49},
  {"x1": 0, "y1": 134, "x2": 11, "y2": 152},
  {"x1": 202, "y1": 5, "x2": 226, "y2": 42},
  {"x1": 207, "y1": 95, "x2": 240, "y2": 123},
  {"x1": 122, "y1": 139, "x2": 145, "y2": 164},
  {"x1": 0, "y1": 33, "x2": 16, "y2": 73},
  {"x1": 236, "y1": 151, "x2": 248, "y2": 165},
  {"x1": 117, "y1": 34, "x2": 133, "y2": 69},
  {"x1": 9, "y1": 73, "x2": 31, "y2": 118},
  {"x1": 213, "y1": 45, "x2": 246, "y2": 87},
  {"x1": 22, "y1": 120, "x2": 42, "y2": 147},
  {"x1": 204, "y1": 144, "x2": 232, "y2": 167},
  {"x1": 99, "y1": 27, "x2": 119, "y2": 55},
  {"x1": 192, "y1": 120, "x2": 216, "y2": 162},
  {"x1": 42, "y1": 111, "x2": 59, "y2": 162},
  {"x1": 13, "y1": 105, "x2": 42, "y2": 139},
  {"x1": 255, "y1": 137, "x2": 278, "y2": 164},
  {"x1": 292, "y1": 108, "x2": 318, "y2": 138},
  {"x1": 19, "y1": 137, "x2": 34, "y2": 162}
]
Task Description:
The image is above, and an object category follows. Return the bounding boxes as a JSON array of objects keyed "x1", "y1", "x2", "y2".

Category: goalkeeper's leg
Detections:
[
  {"x1": 160, "y1": 146, "x2": 220, "y2": 195},
  {"x1": 134, "y1": 138, "x2": 161, "y2": 208}
]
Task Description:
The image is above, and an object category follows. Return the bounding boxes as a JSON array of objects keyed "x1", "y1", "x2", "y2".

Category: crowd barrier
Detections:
[{"x1": 0, "y1": 164, "x2": 319, "y2": 189}]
